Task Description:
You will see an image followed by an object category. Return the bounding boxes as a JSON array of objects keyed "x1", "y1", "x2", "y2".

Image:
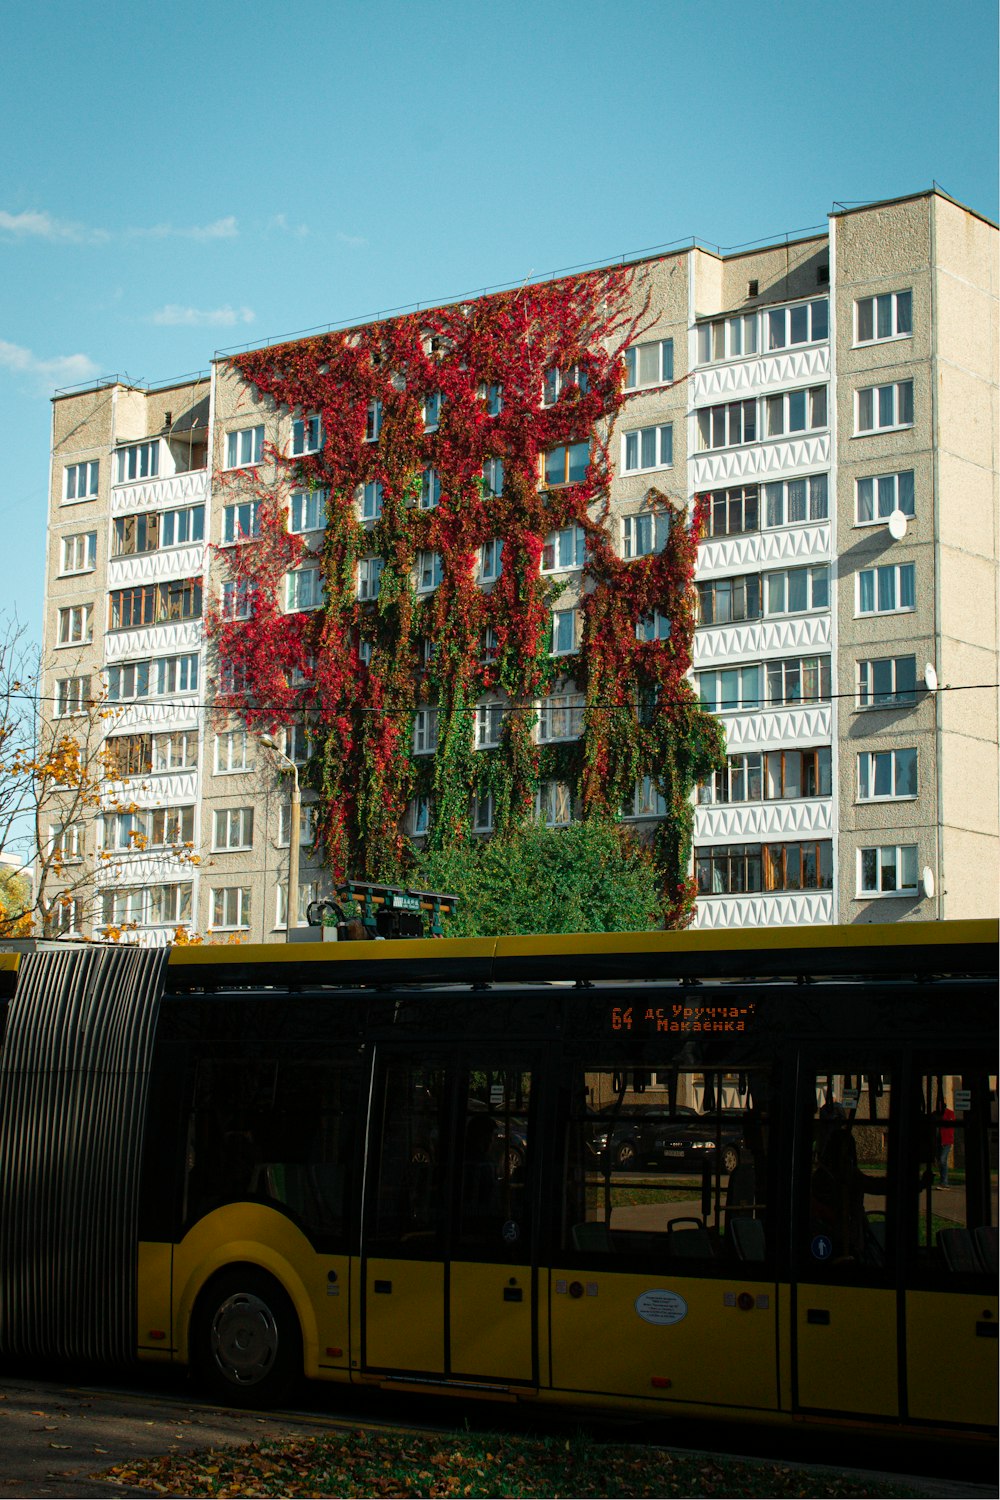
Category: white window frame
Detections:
[
  {"x1": 857, "y1": 748, "x2": 918, "y2": 802},
  {"x1": 697, "y1": 664, "x2": 763, "y2": 714},
  {"x1": 221, "y1": 580, "x2": 255, "y2": 620},
  {"x1": 57, "y1": 604, "x2": 93, "y2": 647},
  {"x1": 290, "y1": 413, "x2": 322, "y2": 456},
  {"x1": 764, "y1": 385, "x2": 828, "y2": 438},
  {"x1": 154, "y1": 653, "x2": 199, "y2": 697},
  {"x1": 855, "y1": 380, "x2": 914, "y2": 435},
  {"x1": 622, "y1": 423, "x2": 673, "y2": 474},
  {"x1": 115, "y1": 441, "x2": 160, "y2": 485},
  {"x1": 542, "y1": 443, "x2": 589, "y2": 487},
  {"x1": 416, "y1": 549, "x2": 443, "y2": 594},
  {"x1": 857, "y1": 563, "x2": 915, "y2": 617},
  {"x1": 286, "y1": 568, "x2": 324, "y2": 613},
  {"x1": 413, "y1": 707, "x2": 439, "y2": 755},
  {"x1": 480, "y1": 626, "x2": 498, "y2": 663},
  {"x1": 475, "y1": 700, "x2": 505, "y2": 749},
  {"x1": 536, "y1": 688, "x2": 584, "y2": 744},
  {"x1": 541, "y1": 525, "x2": 586, "y2": 573},
  {"x1": 697, "y1": 313, "x2": 759, "y2": 365},
  {"x1": 50, "y1": 822, "x2": 83, "y2": 862},
  {"x1": 471, "y1": 790, "x2": 495, "y2": 832},
  {"x1": 215, "y1": 728, "x2": 251, "y2": 775},
  {"x1": 365, "y1": 400, "x2": 382, "y2": 442},
  {"x1": 551, "y1": 608, "x2": 577, "y2": 656},
  {"x1": 856, "y1": 654, "x2": 918, "y2": 710},
  {"x1": 211, "y1": 885, "x2": 251, "y2": 930},
  {"x1": 623, "y1": 511, "x2": 669, "y2": 560},
  {"x1": 212, "y1": 806, "x2": 254, "y2": 852},
  {"x1": 422, "y1": 391, "x2": 443, "y2": 430},
  {"x1": 479, "y1": 538, "x2": 503, "y2": 584},
  {"x1": 280, "y1": 721, "x2": 311, "y2": 765},
  {"x1": 222, "y1": 499, "x2": 260, "y2": 544},
  {"x1": 360, "y1": 481, "x2": 383, "y2": 521},
  {"x1": 763, "y1": 474, "x2": 829, "y2": 528},
  {"x1": 289, "y1": 488, "x2": 328, "y2": 533},
  {"x1": 625, "y1": 338, "x2": 673, "y2": 389},
  {"x1": 106, "y1": 660, "x2": 150, "y2": 703},
  {"x1": 621, "y1": 776, "x2": 666, "y2": 820},
  {"x1": 358, "y1": 556, "x2": 383, "y2": 602},
  {"x1": 480, "y1": 382, "x2": 502, "y2": 416},
  {"x1": 278, "y1": 799, "x2": 317, "y2": 847},
  {"x1": 420, "y1": 468, "x2": 441, "y2": 509},
  {"x1": 858, "y1": 844, "x2": 919, "y2": 897},
  {"x1": 159, "y1": 504, "x2": 205, "y2": 548},
  {"x1": 856, "y1": 470, "x2": 914, "y2": 525},
  {"x1": 63, "y1": 460, "x2": 99, "y2": 503},
  {"x1": 765, "y1": 299, "x2": 829, "y2": 351},
  {"x1": 276, "y1": 879, "x2": 319, "y2": 931},
  {"x1": 55, "y1": 675, "x2": 90, "y2": 717},
  {"x1": 410, "y1": 796, "x2": 431, "y2": 836},
  {"x1": 226, "y1": 426, "x2": 264, "y2": 469},
  {"x1": 765, "y1": 565, "x2": 830, "y2": 617},
  {"x1": 636, "y1": 610, "x2": 671, "y2": 642},
  {"x1": 855, "y1": 290, "x2": 912, "y2": 346},
  {"x1": 542, "y1": 364, "x2": 589, "y2": 407},
  {"x1": 697, "y1": 399, "x2": 756, "y2": 451},
  {"x1": 535, "y1": 780, "x2": 573, "y2": 827},
  {"x1": 481, "y1": 457, "x2": 504, "y2": 497},
  {"x1": 153, "y1": 729, "x2": 198, "y2": 772},
  {"x1": 60, "y1": 532, "x2": 97, "y2": 575}
]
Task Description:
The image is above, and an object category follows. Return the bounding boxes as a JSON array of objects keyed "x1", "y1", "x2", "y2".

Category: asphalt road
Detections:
[{"x1": 0, "y1": 1368, "x2": 996, "y2": 1500}]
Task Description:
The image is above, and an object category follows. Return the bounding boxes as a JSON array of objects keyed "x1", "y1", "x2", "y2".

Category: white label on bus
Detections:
[
  {"x1": 490, "y1": 1084, "x2": 505, "y2": 1105},
  {"x1": 954, "y1": 1089, "x2": 971, "y2": 1111},
  {"x1": 842, "y1": 1090, "x2": 859, "y2": 1108},
  {"x1": 635, "y1": 1289, "x2": 688, "y2": 1326}
]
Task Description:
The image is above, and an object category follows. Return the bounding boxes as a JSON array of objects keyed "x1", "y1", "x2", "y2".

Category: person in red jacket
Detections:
[{"x1": 936, "y1": 1104, "x2": 956, "y2": 1188}]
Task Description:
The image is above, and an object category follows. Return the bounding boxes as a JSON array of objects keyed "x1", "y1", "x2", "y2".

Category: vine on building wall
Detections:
[{"x1": 207, "y1": 268, "x2": 724, "y2": 925}]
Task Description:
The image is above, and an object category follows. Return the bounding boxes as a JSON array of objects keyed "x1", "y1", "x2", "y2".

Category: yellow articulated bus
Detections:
[{"x1": 0, "y1": 920, "x2": 995, "y2": 1441}]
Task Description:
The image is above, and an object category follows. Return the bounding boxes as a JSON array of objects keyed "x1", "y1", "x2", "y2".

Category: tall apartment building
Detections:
[{"x1": 42, "y1": 189, "x2": 998, "y2": 942}]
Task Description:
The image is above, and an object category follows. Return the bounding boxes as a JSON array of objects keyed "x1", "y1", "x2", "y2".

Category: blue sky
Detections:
[{"x1": 2, "y1": 0, "x2": 997, "y2": 645}]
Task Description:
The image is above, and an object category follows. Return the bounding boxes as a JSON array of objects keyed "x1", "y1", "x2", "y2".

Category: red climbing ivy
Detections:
[{"x1": 208, "y1": 267, "x2": 724, "y2": 925}]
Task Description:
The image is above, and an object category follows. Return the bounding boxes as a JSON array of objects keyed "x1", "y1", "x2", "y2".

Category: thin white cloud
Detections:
[
  {"x1": 129, "y1": 216, "x2": 239, "y2": 242},
  {"x1": 337, "y1": 230, "x2": 368, "y2": 249},
  {"x1": 150, "y1": 304, "x2": 255, "y2": 328},
  {"x1": 0, "y1": 209, "x2": 108, "y2": 245},
  {"x1": 268, "y1": 213, "x2": 309, "y2": 238},
  {"x1": 0, "y1": 339, "x2": 99, "y2": 388}
]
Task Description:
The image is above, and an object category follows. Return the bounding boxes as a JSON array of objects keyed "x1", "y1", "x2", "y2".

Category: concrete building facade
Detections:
[{"x1": 40, "y1": 190, "x2": 998, "y2": 941}]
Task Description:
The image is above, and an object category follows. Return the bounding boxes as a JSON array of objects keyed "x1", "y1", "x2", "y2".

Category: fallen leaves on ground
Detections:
[{"x1": 99, "y1": 1426, "x2": 923, "y2": 1498}]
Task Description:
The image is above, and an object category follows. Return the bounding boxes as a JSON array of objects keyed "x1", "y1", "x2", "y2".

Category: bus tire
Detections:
[{"x1": 192, "y1": 1267, "x2": 302, "y2": 1408}]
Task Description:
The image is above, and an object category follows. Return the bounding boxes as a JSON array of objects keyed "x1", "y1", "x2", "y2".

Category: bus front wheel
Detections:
[{"x1": 193, "y1": 1268, "x2": 302, "y2": 1408}]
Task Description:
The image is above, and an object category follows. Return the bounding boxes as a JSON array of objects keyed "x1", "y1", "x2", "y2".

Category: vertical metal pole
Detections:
[{"x1": 287, "y1": 763, "x2": 300, "y2": 937}]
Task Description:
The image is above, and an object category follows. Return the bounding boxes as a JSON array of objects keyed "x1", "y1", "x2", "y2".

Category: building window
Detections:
[
  {"x1": 766, "y1": 299, "x2": 829, "y2": 350},
  {"x1": 475, "y1": 700, "x2": 505, "y2": 749},
  {"x1": 223, "y1": 500, "x2": 260, "y2": 544},
  {"x1": 422, "y1": 391, "x2": 443, "y2": 430},
  {"x1": 63, "y1": 460, "x2": 99, "y2": 502},
  {"x1": 697, "y1": 313, "x2": 758, "y2": 364},
  {"x1": 52, "y1": 896, "x2": 83, "y2": 936},
  {"x1": 105, "y1": 733, "x2": 153, "y2": 779},
  {"x1": 50, "y1": 823, "x2": 83, "y2": 862},
  {"x1": 766, "y1": 655, "x2": 831, "y2": 707},
  {"x1": 697, "y1": 574, "x2": 761, "y2": 626},
  {"x1": 542, "y1": 525, "x2": 586, "y2": 572},
  {"x1": 706, "y1": 485, "x2": 760, "y2": 539},
  {"x1": 765, "y1": 385, "x2": 828, "y2": 437},
  {"x1": 471, "y1": 790, "x2": 495, "y2": 832},
  {"x1": 622, "y1": 423, "x2": 673, "y2": 473},
  {"x1": 697, "y1": 665, "x2": 762, "y2": 713},
  {"x1": 106, "y1": 661, "x2": 150, "y2": 703},
  {"x1": 636, "y1": 610, "x2": 671, "y2": 642},
  {"x1": 101, "y1": 806, "x2": 194, "y2": 852},
  {"x1": 57, "y1": 604, "x2": 93, "y2": 646},
  {"x1": 765, "y1": 564, "x2": 829, "y2": 616},
  {"x1": 112, "y1": 513, "x2": 158, "y2": 556},
  {"x1": 56, "y1": 675, "x2": 90, "y2": 717},
  {"x1": 365, "y1": 400, "x2": 382, "y2": 442},
  {"x1": 551, "y1": 609, "x2": 577, "y2": 655},
  {"x1": 291, "y1": 414, "x2": 322, "y2": 455},
  {"x1": 856, "y1": 380, "x2": 914, "y2": 434},
  {"x1": 421, "y1": 468, "x2": 441, "y2": 510},
  {"x1": 286, "y1": 568, "x2": 324, "y2": 613},
  {"x1": 215, "y1": 728, "x2": 251, "y2": 774},
  {"x1": 623, "y1": 511, "x2": 669, "y2": 560},
  {"x1": 221, "y1": 581, "x2": 255, "y2": 620},
  {"x1": 856, "y1": 290, "x2": 912, "y2": 345},
  {"x1": 701, "y1": 747, "x2": 831, "y2": 805},
  {"x1": 542, "y1": 364, "x2": 589, "y2": 406},
  {"x1": 625, "y1": 338, "x2": 673, "y2": 388},
  {"x1": 542, "y1": 443, "x2": 589, "y2": 487},
  {"x1": 278, "y1": 801, "x2": 317, "y2": 847},
  {"x1": 412, "y1": 707, "x2": 439, "y2": 755},
  {"x1": 858, "y1": 844, "x2": 918, "y2": 896},
  {"x1": 696, "y1": 844, "x2": 761, "y2": 895},
  {"x1": 480, "y1": 625, "x2": 498, "y2": 663},
  {"x1": 856, "y1": 470, "x2": 914, "y2": 525},
  {"x1": 416, "y1": 550, "x2": 443, "y2": 593},
  {"x1": 537, "y1": 688, "x2": 584, "y2": 743},
  {"x1": 226, "y1": 426, "x2": 264, "y2": 468},
  {"x1": 764, "y1": 474, "x2": 829, "y2": 527},
  {"x1": 857, "y1": 654, "x2": 918, "y2": 709},
  {"x1": 857, "y1": 563, "x2": 915, "y2": 616},
  {"x1": 536, "y1": 780, "x2": 573, "y2": 827},
  {"x1": 155, "y1": 653, "x2": 199, "y2": 696},
  {"x1": 115, "y1": 441, "x2": 160, "y2": 484},
  {"x1": 697, "y1": 399, "x2": 756, "y2": 451},
  {"x1": 160, "y1": 504, "x2": 205, "y2": 547},
  {"x1": 410, "y1": 797, "x2": 431, "y2": 836},
  {"x1": 696, "y1": 840, "x2": 832, "y2": 895},
  {"x1": 479, "y1": 538, "x2": 503, "y2": 584},
  {"x1": 153, "y1": 730, "x2": 198, "y2": 771},
  {"x1": 762, "y1": 840, "x2": 833, "y2": 891},
  {"x1": 481, "y1": 458, "x2": 504, "y2": 497},
  {"x1": 358, "y1": 556, "x2": 383, "y2": 601},
  {"x1": 60, "y1": 532, "x2": 97, "y2": 575},
  {"x1": 290, "y1": 488, "x2": 328, "y2": 532},
  {"x1": 858, "y1": 748, "x2": 918, "y2": 801},
  {"x1": 275, "y1": 879, "x2": 319, "y2": 930},
  {"x1": 621, "y1": 777, "x2": 665, "y2": 819},
  {"x1": 212, "y1": 886, "x2": 251, "y2": 930},
  {"x1": 480, "y1": 382, "x2": 503, "y2": 416},
  {"x1": 360, "y1": 481, "x2": 383, "y2": 521},
  {"x1": 213, "y1": 806, "x2": 254, "y2": 852},
  {"x1": 108, "y1": 578, "x2": 202, "y2": 630}
]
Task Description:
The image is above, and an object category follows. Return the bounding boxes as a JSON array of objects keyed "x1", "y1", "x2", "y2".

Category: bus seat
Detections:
[
  {"x1": 938, "y1": 1227, "x2": 980, "y2": 1273},
  {"x1": 974, "y1": 1225, "x2": 998, "y2": 1274},
  {"x1": 572, "y1": 1221, "x2": 613, "y2": 1253},
  {"x1": 729, "y1": 1216, "x2": 765, "y2": 1261},
  {"x1": 668, "y1": 1217, "x2": 713, "y2": 1258}
]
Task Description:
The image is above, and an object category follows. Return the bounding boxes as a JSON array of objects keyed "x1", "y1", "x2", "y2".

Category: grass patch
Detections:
[{"x1": 99, "y1": 1424, "x2": 924, "y2": 1498}]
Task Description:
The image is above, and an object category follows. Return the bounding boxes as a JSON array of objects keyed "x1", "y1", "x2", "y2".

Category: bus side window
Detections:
[
  {"x1": 371, "y1": 1062, "x2": 448, "y2": 1252},
  {"x1": 804, "y1": 1069, "x2": 892, "y2": 1274},
  {"x1": 910, "y1": 1068, "x2": 997, "y2": 1280}
]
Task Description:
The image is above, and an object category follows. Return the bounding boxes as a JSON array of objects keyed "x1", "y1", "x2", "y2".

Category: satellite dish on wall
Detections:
[
  {"x1": 924, "y1": 663, "x2": 938, "y2": 692},
  {"x1": 922, "y1": 867, "x2": 935, "y2": 899},
  {"x1": 887, "y1": 509, "x2": 908, "y2": 541}
]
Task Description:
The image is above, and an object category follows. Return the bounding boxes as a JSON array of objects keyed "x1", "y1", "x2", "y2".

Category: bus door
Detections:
[
  {"x1": 361, "y1": 1051, "x2": 537, "y2": 1386},
  {"x1": 551, "y1": 1062, "x2": 779, "y2": 1411},
  {"x1": 792, "y1": 1061, "x2": 900, "y2": 1418},
  {"x1": 902, "y1": 1059, "x2": 997, "y2": 1429}
]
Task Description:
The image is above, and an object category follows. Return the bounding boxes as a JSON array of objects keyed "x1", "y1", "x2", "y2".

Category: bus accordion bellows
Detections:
[{"x1": 0, "y1": 919, "x2": 995, "y2": 1438}]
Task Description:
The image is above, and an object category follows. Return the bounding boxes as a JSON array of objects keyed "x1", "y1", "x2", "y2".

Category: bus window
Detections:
[
  {"x1": 562, "y1": 1066, "x2": 771, "y2": 1265},
  {"x1": 804, "y1": 1071, "x2": 893, "y2": 1273},
  {"x1": 910, "y1": 1069, "x2": 998, "y2": 1279},
  {"x1": 371, "y1": 1062, "x2": 448, "y2": 1253},
  {"x1": 184, "y1": 1056, "x2": 360, "y2": 1246},
  {"x1": 456, "y1": 1069, "x2": 532, "y2": 1257}
]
